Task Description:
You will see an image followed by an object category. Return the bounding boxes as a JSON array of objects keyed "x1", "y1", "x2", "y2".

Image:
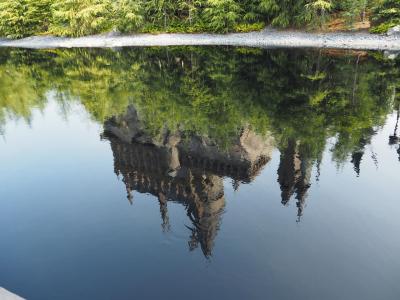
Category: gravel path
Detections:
[{"x1": 0, "y1": 29, "x2": 399, "y2": 50}]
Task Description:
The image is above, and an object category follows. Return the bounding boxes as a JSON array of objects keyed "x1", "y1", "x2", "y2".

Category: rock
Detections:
[
  {"x1": 387, "y1": 25, "x2": 400, "y2": 36},
  {"x1": 0, "y1": 288, "x2": 25, "y2": 300},
  {"x1": 384, "y1": 50, "x2": 399, "y2": 60},
  {"x1": 105, "y1": 28, "x2": 121, "y2": 37}
]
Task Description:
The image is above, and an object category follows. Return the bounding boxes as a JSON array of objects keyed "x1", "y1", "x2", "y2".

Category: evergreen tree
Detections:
[
  {"x1": 204, "y1": 0, "x2": 241, "y2": 32},
  {"x1": 178, "y1": 0, "x2": 203, "y2": 26},
  {"x1": 50, "y1": 0, "x2": 113, "y2": 36},
  {"x1": 0, "y1": 0, "x2": 51, "y2": 38},
  {"x1": 0, "y1": 1, "x2": 27, "y2": 38},
  {"x1": 254, "y1": 0, "x2": 308, "y2": 27},
  {"x1": 113, "y1": 0, "x2": 144, "y2": 33},
  {"x1": 371, "y1": 0, "x2": 400, "y2": 33},
  {"x1": 339, "y1": 0, "x2": 368, "y2": 26},
  {"x1": 144, "y1": 0, "x2": 177, "y2": 29},
  {"x1": 302, "y1": 0, "x2": 333, "y2": 28},
  {"x1": 0, "y1": 0, "x2": 398, "y2": 37}
]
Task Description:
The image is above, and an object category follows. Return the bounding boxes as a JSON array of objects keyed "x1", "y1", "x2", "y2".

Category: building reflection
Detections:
[
  {"x1": 103, "y1": 104, "x2": 393, "y2": 256},
  {"x1": 103, "y1": 106, "x2": 273, "y2": 257}
]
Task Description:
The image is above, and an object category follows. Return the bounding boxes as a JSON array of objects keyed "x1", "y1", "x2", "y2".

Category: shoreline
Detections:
[{"x1": 0, "y1": 30, "x2": 399, "y2": 50}]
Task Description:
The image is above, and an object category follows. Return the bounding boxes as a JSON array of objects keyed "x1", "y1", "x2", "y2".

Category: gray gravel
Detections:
[{"x1": 0, "y1": 30, "x2": 399, "y2": 50}]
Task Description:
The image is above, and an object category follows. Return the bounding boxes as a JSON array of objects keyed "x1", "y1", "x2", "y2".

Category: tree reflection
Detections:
[
  {"x1": 389, "y1": 99, "x2": 400, "y2": 161},
  {"x1": 0, "y1": 47, "x2": 399, "y2": 256}
]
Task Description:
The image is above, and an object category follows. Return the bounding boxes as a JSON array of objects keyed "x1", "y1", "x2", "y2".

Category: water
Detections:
[{"x1": 0, "y1": 47, "x2": 399, "y2": 300}]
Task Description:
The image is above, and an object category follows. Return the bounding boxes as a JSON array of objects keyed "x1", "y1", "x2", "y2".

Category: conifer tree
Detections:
[
  {"x1": 339, "y1": 0, "x2": 368, "y2": 26},
  {"x1": 50, "y1": 0, "x2": 113, "y2": 37},
  {"x1": 144, "y1": 0, "x2": 176, "y2": 29},
  {"x1": 303, "y1": 0, "x2": 333, "y2": 28},
  {"x1": 371, "y1": 0, "x2": 400, "y2": 32},
  {"x1": 0, "y1": 0, "x2": 398, "y2": 37},
  {"x1": 254, "y1": 0, "x2": 307, "y2": 27},
  {"x1": 0, "y1": 1, "x2": 27, "y2": 38},
  {"x1": 0, "y1": 0, "x2": 51, "y2": 38},
  {"x1": 178, "y1": 0, "x2": 203, "y2": 26},
  {"x1": 113, "y1": 0, "x2": 144, "y2": 33},
  {"x1": 204, "y1": 0, "x2": 241, "y2": 32}
]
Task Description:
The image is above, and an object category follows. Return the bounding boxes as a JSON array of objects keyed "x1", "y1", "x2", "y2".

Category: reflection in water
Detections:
[
  {"x1": 101, "y1": 100, "x2": 399, "y2": 256},
  {"x1": 0, "y1": 47, "x2": 399, "y2": 258},
  {"x1": 389, "y1": 102, "x2": 400, "y2": 161},
  {"x1": 277, "y1": 139, "x2": 313, "y2": 222},
  {"x1": 1, "y1": 47, "x2": 400, "y2": 299},
  {"x1": 103, "y1": 106, "x2": 273, "y2": 256}
]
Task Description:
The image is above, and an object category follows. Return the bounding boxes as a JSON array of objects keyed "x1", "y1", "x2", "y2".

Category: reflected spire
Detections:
[{"x1": 158, "y1": 193, "x2": 170, "y2": 232}]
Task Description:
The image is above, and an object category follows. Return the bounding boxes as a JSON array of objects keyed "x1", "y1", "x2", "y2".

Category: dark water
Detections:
[{"x1": 0, "y1": 47, "x2": 399, "y2": 300}]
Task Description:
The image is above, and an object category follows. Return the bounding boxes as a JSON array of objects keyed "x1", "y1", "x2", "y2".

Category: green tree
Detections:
[
  {"x1": 0, "y1": 0, "x2": 51, "y2": 38},
  {"x1": 113, "y1": 0, "x2": 144, "y2": 33},
  {"x1": 50, "y1": 0, "x2": 113, "y2": 36},
  {"x1": 302, "y1": 0, "x2": 333, "y2": 28},
  {"x1": 144, "y1": 0, "x2": 177, "y2": 29},
  {"x1": 339, "y1": 0, "x2": 368, "y2": 27},
  {"x1": 371, "y1": 0, "x2": 400, "y2": 33},
  {"x1": 203, "y1": 0, "x2": 241, "y2": 32}
]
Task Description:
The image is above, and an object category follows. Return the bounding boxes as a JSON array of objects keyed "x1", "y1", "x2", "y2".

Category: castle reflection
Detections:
[
  {"x1": 103, "y1": 106, "x2": 274, "y2": 257},
  {"x1": 103, "y1": 105, "x2": 326, "y2": 256}
]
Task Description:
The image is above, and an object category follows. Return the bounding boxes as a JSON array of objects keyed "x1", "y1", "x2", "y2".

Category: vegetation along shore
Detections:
[{"x1": 0, "y1": 0, "x2": 399, "y2": 39}]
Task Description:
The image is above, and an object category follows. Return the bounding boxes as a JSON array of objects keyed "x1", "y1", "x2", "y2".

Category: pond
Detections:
[{"x1": 0, "y1": 47, "x2": 399, "y2": 300}]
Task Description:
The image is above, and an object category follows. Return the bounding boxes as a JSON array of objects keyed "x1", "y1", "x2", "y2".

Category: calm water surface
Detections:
[{"x1": 0, "y1": 48, "x2": 399, "y2": 300}]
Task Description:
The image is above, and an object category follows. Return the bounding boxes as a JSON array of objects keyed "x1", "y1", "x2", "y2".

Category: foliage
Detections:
[
  {"x1": 336, "y1": 0, "x2": 368, "y2": 27},
  {"x1": 113, "y1": 0, "x2": 144, "y2": 33},
  {"x1": 301, "y1": 0, "x2": 333, "y2": 28},
  {"x1": 0, "y1": 0, "x2": 51, "y2": 38},
  {"x1": 0, "y1": 47, "x2": 398, "y2": 163},
  {"x1": 203, "y1": 0, "x2": 241, "y2": 32},
  {"x1": 371, "y1": 0, "x2": 400, "y2": 33},
  {"x1": 0, "y1": 0, "x2": 396, "y2": 37},
  {"x1": 50, "y1": 0, "x2": 113, "y2": 37}
]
